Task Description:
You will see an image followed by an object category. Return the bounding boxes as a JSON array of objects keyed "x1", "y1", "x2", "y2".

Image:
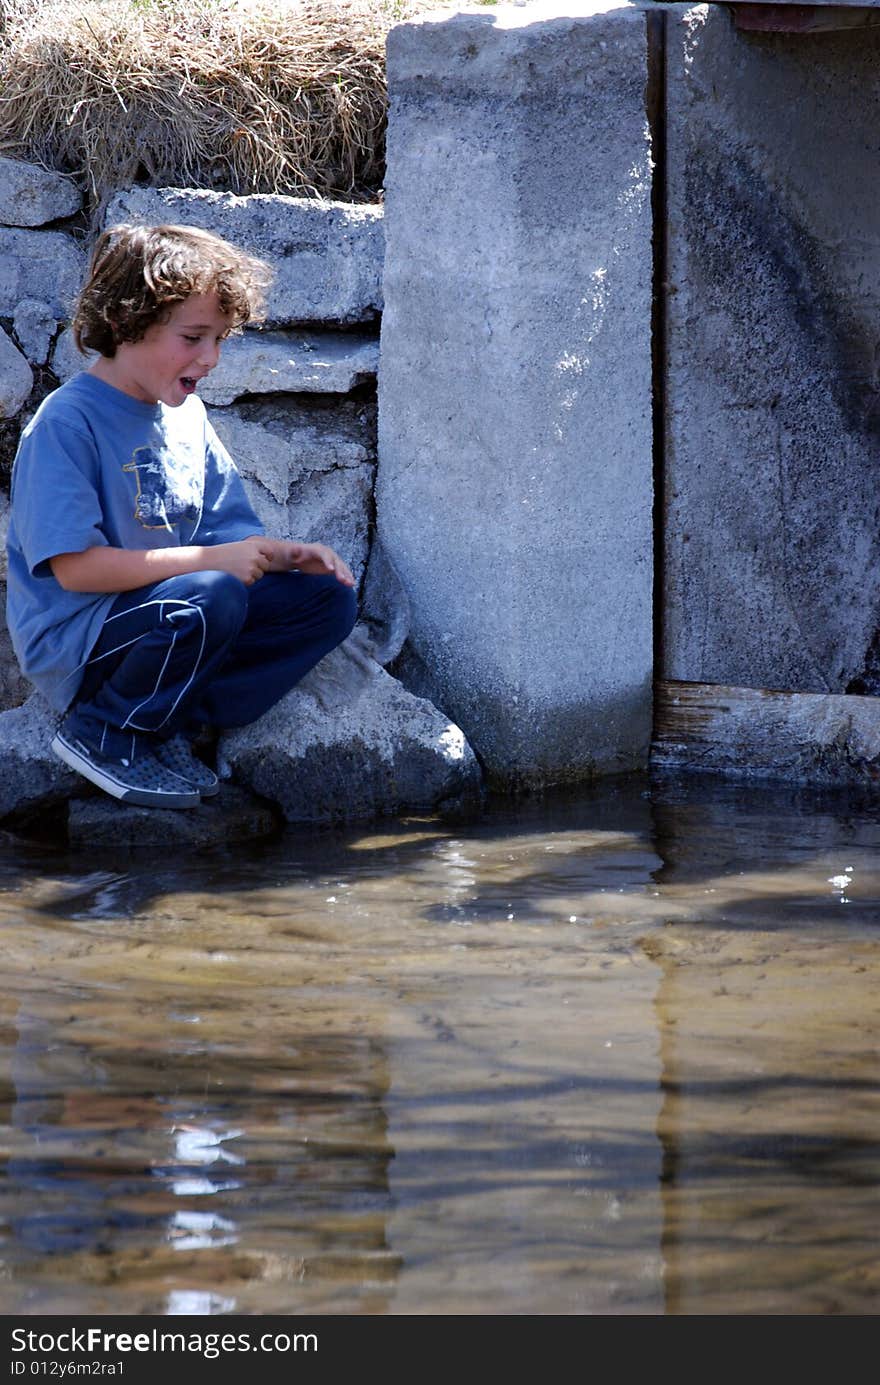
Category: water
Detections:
[{"x1": 1, "y1": 773, "x2": 879, "y2": 1315}]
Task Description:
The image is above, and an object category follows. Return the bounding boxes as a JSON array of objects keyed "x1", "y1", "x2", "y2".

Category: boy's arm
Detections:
[{"x1": 50, "y1": 537, "x2": 274, "y2": 592}]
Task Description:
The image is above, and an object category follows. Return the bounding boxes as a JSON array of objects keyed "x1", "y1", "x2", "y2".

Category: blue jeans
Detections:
[{"x1": 65, "y1": 570, "x2": 358, "y2": 760}]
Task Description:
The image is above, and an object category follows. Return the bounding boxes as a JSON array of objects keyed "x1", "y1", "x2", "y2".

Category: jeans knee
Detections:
[
  {"x1": 181, "y1": 570, "x2": 249, "y2": 646},
  {"x1": 325, "y1": 580, "x2": 359, "y2": 644}
]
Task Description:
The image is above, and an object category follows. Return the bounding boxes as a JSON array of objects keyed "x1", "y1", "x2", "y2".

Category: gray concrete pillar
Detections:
[{"x1": 377, "y1": 1, "x2": 654, "y2": 788}]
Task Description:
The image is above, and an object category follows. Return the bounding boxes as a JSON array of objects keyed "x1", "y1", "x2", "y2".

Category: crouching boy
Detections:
[{"x1": 5, "y1": 222, "x2": 358, "y2": 808}]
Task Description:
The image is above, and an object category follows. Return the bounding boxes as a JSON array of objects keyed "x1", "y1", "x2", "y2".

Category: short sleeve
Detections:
[{"x1": 10, "y1": 416, "x2": 109, "y2": 578}]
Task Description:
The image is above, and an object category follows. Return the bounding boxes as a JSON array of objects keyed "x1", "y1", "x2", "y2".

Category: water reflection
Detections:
[{"x1": 0, "y1": 775, "x2": 879, "y2": 1313}]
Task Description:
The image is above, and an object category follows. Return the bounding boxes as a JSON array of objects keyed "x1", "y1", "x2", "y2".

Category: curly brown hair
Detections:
[{"x1": 73, "y1": 222, "x2": 273, "y2": 357}]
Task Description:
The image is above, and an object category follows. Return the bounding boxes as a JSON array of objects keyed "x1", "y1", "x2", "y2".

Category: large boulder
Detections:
[
  {"x1": 52, "y1": 323, "x2": 379, "y2": 401},
  {"x1": 0, "y1": 155, "x2": 82, "y2": 228},
  {"x1": 218, "y1": 632, "x2": 483, "y2": 824},
  {"x1": 0, "y1": 694, "x2": 77, "y2": 822},
  {"x1": 0, "y1": 627, "x2": 30, "y2": 712},
  {"x1": 105, "y1": 186, "x2": 384, "y2": 326},
  {"x1": 50, "y1": 326, "x2": 95, "y2": 382}
]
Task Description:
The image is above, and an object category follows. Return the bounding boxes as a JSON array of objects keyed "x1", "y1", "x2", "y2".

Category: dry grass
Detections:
[{"x1": 0, "y1": 0, "x2": 445, "y2": 219}]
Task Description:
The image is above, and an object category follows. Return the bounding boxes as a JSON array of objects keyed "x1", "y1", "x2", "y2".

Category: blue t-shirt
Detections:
[{"x1": 6, "y1": 372, "x2": 262, "y2": 711}]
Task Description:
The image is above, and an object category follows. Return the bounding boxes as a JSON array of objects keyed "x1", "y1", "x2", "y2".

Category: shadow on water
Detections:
[{"x1": 1, "y1": 771, "x2": 880, "y2": 1313}]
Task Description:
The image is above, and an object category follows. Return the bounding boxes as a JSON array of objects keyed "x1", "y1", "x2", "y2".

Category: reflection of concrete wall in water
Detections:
[
  {"x1": 646, "y1": 784, "x2": 880, "y2": 1313},
  {"x1": 663, "y1": 4, "x2": 880, "y2": 693}
]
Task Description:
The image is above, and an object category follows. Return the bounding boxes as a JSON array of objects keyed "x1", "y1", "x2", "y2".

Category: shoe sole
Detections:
[{"x1": 51, "y1": 733, "x2": 201, "y2": 810}]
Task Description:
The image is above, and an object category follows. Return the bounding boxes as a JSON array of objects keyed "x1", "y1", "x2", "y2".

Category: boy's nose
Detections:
[{"x1": 197, "y1": 340, "x2": 221, "y2": 369}]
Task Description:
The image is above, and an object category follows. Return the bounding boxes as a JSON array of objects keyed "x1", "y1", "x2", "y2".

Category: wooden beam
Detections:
[{"x1": 652, "y1": 679, "x2": 880, "y2": 785}]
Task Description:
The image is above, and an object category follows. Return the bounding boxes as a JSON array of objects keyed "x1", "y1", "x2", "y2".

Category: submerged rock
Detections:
[{"x1": 218, "y1": 633, "x2": 483, "y2": 824}]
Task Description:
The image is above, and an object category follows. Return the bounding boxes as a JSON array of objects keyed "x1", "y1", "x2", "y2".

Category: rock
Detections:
[
  {"x1": 13, "y1": 298, "x2": 58, "y2": 365},
  {"x1": 241, "y1": 463, "x2": 374, "y2": 588},
  {"x1": 0, "y1": 487, "x2": 9, "y2": 582},
  {"x1": 105, "y1": 186, "x2": 383, "y2": 325},
  {"x1": 208, "y1": 397, "x2": 374, "y2": 496},
  {"x1": 198, "y1": 328, "x2": 378, "y2": 405},
  {"x1": 208, "y1": 400, "x2": 376, "y2": 585},
  {"x1": 359, "y1": 536, "x2": 411, "y2": 666},
  {"x1": 0, "y1": 625, "x2": 30, "y2": 713},
  {"x1": 0, "y1": 155, "x2": 82, "y2": 228},
  {"x1": 0, "y1": 496, "x2": 26, "y2": 711},
  {"x1": 55, "y1": 326, "x2": 380, "y2": 402},
  {"x1": 50, "y1": 326, "x2": 96, "y2": 383},
  {"x1": 67, "y1": 783, "x2": 279, "y2": 848},
  {"x1": 0, "y1": 693, "x2": 77, "y2": 822},
  {"x1": 0, "y1": 327, "x2": 33, "y2": 418},
  {"x1": 218, "y1": 635, "x2": 483, "y2": 824},
  {"x1": 378, "y1": 1, "x2": 654, "y2": 787},
  {"x1": 0, "y1": 227, "x2": 86, "y2": 318}
]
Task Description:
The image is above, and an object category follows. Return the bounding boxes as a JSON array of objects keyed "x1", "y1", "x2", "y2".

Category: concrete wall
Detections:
[
  {"x1": 377, "y1": 1, "x2": 655, "y2": 789},
  {"x1": 663, "y1": 3, "x2": 880, "y2": 692}
]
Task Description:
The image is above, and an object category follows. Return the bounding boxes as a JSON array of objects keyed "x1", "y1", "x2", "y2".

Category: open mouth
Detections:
[{"x1": 180, "y1": 376, "x2": 197, "y2": 393}]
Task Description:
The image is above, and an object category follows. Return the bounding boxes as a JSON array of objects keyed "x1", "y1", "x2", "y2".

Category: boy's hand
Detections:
[
  {"x1": 211, "y1": 537, "x2": 273, "y2": 586},
  {"x1": 281, "y1": 541, "x2": 356, "y2": 586}
]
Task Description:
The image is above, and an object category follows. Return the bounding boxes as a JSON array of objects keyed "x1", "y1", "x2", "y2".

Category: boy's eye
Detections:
[{"x1": 182, "y1": 335, "x2": 200, "y2": 344}]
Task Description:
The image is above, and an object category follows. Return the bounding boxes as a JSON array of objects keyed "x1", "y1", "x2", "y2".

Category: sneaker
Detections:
[
  {"x1": 51, "y1": 724, "x2": 200, "y2": 809},
  {"x1": 154, "y1": 733, "x2": 220, "y2": 797}
]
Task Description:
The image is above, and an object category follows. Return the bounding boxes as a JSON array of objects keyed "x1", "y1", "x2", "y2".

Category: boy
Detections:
[{"x1": 5, "y1": 222, "x2": 358, "y2": 809}]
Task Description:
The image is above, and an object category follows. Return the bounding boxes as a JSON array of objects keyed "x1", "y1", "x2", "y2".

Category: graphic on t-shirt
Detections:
[{"x1": 122, "y1": 445, "x2": 202, "y2": 531}]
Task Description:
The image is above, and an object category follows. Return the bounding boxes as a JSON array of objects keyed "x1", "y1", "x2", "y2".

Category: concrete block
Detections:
[
  {"x1": 378, "y1": 1, "x2": 654, "y2": 787},
  {"x1": 105, "y1": 186, "x2": 384, "y2": 325},
  {"x1": 664, "y1": 4, "x2": 880, "y2": 693}
]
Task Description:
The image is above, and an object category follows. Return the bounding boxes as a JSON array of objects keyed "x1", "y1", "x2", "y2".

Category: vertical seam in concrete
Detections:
[{"x1": 646, "y1": 6, "x2": 668, "y2": 691}]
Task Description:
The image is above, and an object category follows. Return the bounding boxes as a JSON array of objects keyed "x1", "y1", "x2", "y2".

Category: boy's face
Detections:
[{"x1": 95, "y1": 292, "x2": 232, "y2": 408}]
